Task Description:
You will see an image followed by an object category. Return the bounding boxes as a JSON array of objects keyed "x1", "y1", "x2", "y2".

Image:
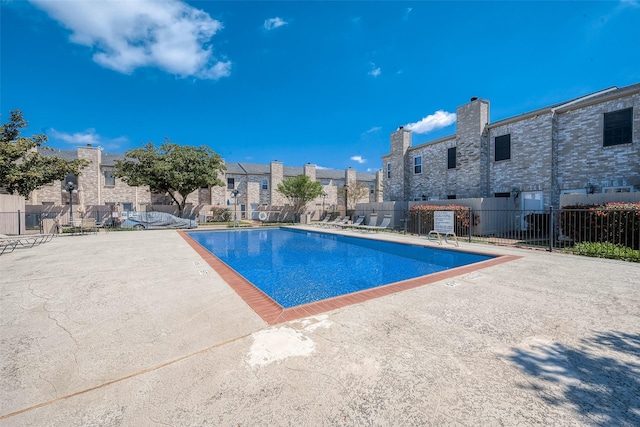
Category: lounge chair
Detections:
[
  {"x1": 359, "y1": 214, "x2": 392, "y2": 232},
  {"x1": 0, "y1": 238, "x2": 19, "y2": 256},
  {"x1": 313, "y1": 216, "x2": 331, "y2": 227},
  {"x1": 354, "y1": 214, "x2": 377, "y2": 231},
  {"x1": 0, "y1": 233, "x2": 54, "y2": 255},
  {"x1": 339, "y1": 216, "x2": 365, "y2": 230},
  {"x1": 330, "y1": 216, "x2": 350, "y2": 228},
  {"x1": 322, "y1": 216, "x2": 343, "y2": 228}
]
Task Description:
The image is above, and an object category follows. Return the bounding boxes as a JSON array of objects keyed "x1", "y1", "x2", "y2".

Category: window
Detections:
[
  {"x1": 414, "y1": 156, "x2": 422, "y2": 174},
  {"x1": 122, "y1": 202, "x2": 133, "y2": 211},
  {"x1": 261, "y1": 179, "x2": 268, "y2": 190},
  {"x1": 447, "y1": 147, "x2": 456, "y2": 169},
  {"x1": 495, "y1": 134, "x2": 511, "y2": 161},
  {"x1": 603, "y1": 186, "x2": 633, "y2": 193},
  {"x1": 227, "y1": 178, "x2": 235, "y2": 189},
  {"x1": 104, "y1": 170, "x2": 115, "y2": 186},
  {"x1": 386, "y1": 163, "x2": 391, "y2": 178},
  {"x1": 447, "y1": 195, "x2": 457, "y2": 199},
  {"x1": 41, "y1": 201, "x2": 54, "y2": 206},
  {"x1": 494, "y1": 192, "x2": 511, "y2": 198},
  {"x1": 603, "y1": 108, "x2": 632, "y2": 147}
]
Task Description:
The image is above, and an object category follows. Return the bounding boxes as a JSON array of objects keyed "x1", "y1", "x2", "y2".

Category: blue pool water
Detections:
[{"x1": 188, "y1": 228, "x2": 494, "y2": 308}]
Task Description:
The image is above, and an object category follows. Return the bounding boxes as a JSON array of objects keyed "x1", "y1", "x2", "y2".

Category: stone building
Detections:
[
  {"x1": 28, "y1": 146, "x2": 382, "y2": 220},
  {"x1": 382, "y1": 83, "x2": 640, "y2": 210}
]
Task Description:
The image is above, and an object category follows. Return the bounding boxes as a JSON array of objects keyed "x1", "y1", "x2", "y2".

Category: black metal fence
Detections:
[
  {"x1": 3, "y1": 206, "x2": 639, "y2": 261},
  {"x1": 403, "y1": 207, "x2": 640, "y2": 261}
]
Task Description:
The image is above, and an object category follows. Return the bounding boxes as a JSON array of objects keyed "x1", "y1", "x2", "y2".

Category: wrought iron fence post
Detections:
[
  {"x1": 469, "y1": 207, "x2": 472, "y2": 243},
  {"x1": 548, "y1": 206, "x2": 554, "y2": 252},
  {"x1": 18, "y1": 210, "x2": 22, "y2": 235},
  {"x1": 417, "y1": 209, "x2": 421, "y2": 236}
]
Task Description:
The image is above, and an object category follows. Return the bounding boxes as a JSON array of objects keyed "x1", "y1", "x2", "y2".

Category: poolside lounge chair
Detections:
[
  {"x1": 313, "y1": 216, "x2": 331, "y2": 227},
  {"x1": 0, "y1": 238, "x2": 19, "y2": 256},
  {"x1": 330, "y1": 216, "x2": 350, "y2": 228},
  {"x1": 354, "y1": 214, "x2": 377, "y2": 231},
  {"x1": 322, "y1": 216, "x2": 343, "y2": 228},
  {"x1": 339, "y1": 215, "x2": 365, "y2": 230},
  {"x1": 0, "y1": 233, "x2": 55, "y2": 255},
  {"x1": 359, "y1": 214, "x2": 392, "y2": 232}
]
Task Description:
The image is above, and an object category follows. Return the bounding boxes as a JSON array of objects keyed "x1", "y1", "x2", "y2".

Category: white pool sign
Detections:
[{"x1": 434, "y1": 211, "x2": 454, "y2": 233}]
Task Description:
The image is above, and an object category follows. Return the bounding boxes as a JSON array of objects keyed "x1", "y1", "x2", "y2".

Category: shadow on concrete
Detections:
[{"x1": 508, "y1": 331, "x2": 640, "y2": 425}]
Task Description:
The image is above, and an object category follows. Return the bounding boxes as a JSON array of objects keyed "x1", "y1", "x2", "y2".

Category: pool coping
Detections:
[{"x1": 178, "y1": 229, "x2": 521, "y2": 325}]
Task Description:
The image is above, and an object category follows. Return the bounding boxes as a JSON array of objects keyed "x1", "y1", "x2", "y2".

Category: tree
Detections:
[
  {"x1": 113, "y1": 139, "x2": 225, "y2": 217},
  {"x1": 276, "y1": 175, "x2": 324, "y2": 221},
  {"x1": 0, "y1": 109, "x2": 88, "y2": 197},
  {"x1": 339, "y1": 183, "x2": 370, "y2": 211}
]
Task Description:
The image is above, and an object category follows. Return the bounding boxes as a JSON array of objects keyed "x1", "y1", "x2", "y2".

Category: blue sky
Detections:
[{"x1": 2, "y1": 1, "x2": 639, "y2": 173}]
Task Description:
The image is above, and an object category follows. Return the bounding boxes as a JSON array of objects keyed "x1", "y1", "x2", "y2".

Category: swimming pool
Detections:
[{"x1": 187, "y1": 228, "x2": 494, "y2": 308}]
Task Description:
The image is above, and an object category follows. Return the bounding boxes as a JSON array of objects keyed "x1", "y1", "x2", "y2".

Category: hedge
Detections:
[
  {"x1": 409, "y1": 205, "x2": 479, "y2": 235},
  {"x1": 561, "y1": 202, "x2": 640, "y2": 250}
]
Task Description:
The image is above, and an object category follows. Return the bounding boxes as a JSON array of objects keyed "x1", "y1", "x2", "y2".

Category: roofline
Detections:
[{"x1": 487, "y1": 83, "x2": 640, "y2": 129}]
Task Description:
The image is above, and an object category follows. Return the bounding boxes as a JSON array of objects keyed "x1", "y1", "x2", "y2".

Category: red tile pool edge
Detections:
[{"x1": 178, "y1": 230, "x2": 521, "y2": 325}]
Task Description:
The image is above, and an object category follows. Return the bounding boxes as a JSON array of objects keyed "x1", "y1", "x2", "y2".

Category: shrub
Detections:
[
  {"x1": 572, "y1": 241, "x2": 640, "y2": 262},
  {"x1": 561, "y1": 202, "x2": 640, "y2": 250},
  {"x1": 209, "y1": 207, "x2": 232, "y2": 222},
  {"x1": 409, "y1": 205, "x2": 479, "y2": 235}
]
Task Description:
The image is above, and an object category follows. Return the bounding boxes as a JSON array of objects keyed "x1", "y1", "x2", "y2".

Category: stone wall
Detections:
[
  {"x1": 383, "y1": 127, "x2": 411, "y2": 201},
  {"x1": 455, "y1": 99, "x2": 489, "y2": 199},
  {"x1": 488, "y1": 114, "x2": 553, "y2": 206},
  {"x1": 380, "y1": 86, "x2": 639, "y2": 208},
  {"x1": 556, "y1": 94, "x2": 640, "y2": 196},
  {"x1": 406, "y1": 136, "x2": 456, "y2": 200}
]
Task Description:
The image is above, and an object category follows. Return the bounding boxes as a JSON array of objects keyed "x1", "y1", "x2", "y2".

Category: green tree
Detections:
[
  {"x1": 0, "y1": 109, "x2": 88, "y2": 197},
  {"x1": 276, "y1": 175, "x2": 324, "y2": 221},
  {"x1": 113, "y1": 139, "x2": 225, "y2": 217}
]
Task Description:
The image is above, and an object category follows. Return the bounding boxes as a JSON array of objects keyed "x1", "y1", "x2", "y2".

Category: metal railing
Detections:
[
  {"x1": 403, "y1": 207, "x2": 640, "y2": 261},
  {"x1": 3, "y1": 206, "x2": 638, "y2": 261}
]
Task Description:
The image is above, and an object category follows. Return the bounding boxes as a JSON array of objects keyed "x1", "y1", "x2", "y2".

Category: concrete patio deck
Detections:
[{"x1": 1, "y1": 228, "x2": 638, "y2": 426}]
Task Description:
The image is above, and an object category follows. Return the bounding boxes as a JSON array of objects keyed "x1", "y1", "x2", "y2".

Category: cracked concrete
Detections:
[{"x1": 1, "y1": 228, "x2": 639, "y2": 426}]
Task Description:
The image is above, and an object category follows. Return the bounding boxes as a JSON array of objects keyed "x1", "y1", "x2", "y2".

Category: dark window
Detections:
[
  {"x1": 603, "y1": 108, "x2": 632, "y2": 147},
  {"x1": 494, "y1": 192, "x2": 511, "y2": 198},
  {"x1": 495, "y1": 134, "x2": 511, "y2": 161},
  {"x1": 122, "y1": 202, "x2": 133, "y2": 211},
  {"x1": 447, "y1": 147, "x2": 456, "y2": 169},
  {"x1": 386, "y1": 163, "x2": 391, "y2": 178},
  {"x1": 447, "y1": 195, "x2": 456, "y2": 199},
  {"x1": 414, "y1": 156, "x2": 422, "y2": 174},
  {"x1": 227, "y1": 178, "x2": 235, "y2": 189},
  {"x1": 103, "y1": 170, "x2": 115, "y2": 186},
  {"x1": 261, "y1": 179, "x2": 268, "y2": 190}
]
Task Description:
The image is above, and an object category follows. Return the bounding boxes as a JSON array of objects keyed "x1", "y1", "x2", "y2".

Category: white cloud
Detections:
[
  {"x1": 30, "y1": 0, "x2": 231, "y2": 80},
  {"x1": 350, "y1": 155, "x2": 366, "y2": 164},
  {"x1": 264, "y1": 17, "x2": 288, "y2": 30},
  {"x1": 405, "y1": 110, "x2": 457, "y2": 134},
  {"x1": 368, "y1": 63, "x2": 381, "y2": 77},
  {"x1": 403, "y1": 8, "x2": 413, "y2": 20},
  {"x1": 49, "y1": 128, "x2": 128, "y2": 150},
  {"x1": 363, "y1": 126, "x2": 381, "y2": 134}
]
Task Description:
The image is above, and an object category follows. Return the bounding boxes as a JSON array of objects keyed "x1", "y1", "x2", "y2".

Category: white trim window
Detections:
[{"x1": 414, "y1": 156, "x2": 422, "y2": 174}]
